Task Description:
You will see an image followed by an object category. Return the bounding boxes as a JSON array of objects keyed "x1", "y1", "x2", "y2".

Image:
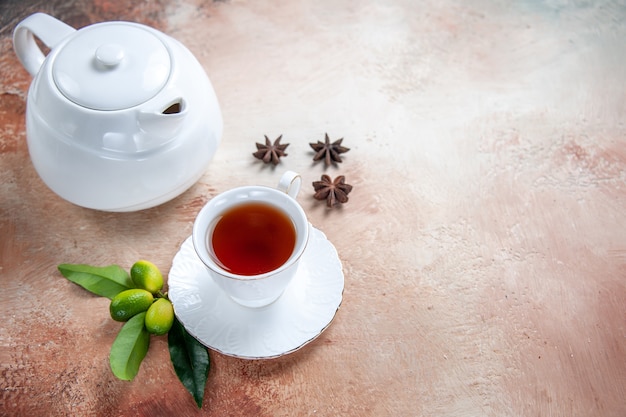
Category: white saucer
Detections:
[{"x1": 168, "y1": 226, "x2": 344, "y2": 359}]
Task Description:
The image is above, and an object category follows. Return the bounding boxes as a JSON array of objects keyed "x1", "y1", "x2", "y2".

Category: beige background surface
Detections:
[{"x1": 1, "y1": 0, "x2": 625, "y2": 416}]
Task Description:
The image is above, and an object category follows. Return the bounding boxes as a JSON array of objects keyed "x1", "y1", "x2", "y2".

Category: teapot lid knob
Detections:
[{"x1": 95, "y1": 43, "x2": 124, "y2": 67}]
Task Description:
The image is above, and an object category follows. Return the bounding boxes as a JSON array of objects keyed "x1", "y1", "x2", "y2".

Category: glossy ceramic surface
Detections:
[
  {"x1": 13, "y1": 13, "x2": 222, "y2": 211},
  {"x1": 169, "y1": 227, "x2": 344, "y2": 359},
  {"x1": 191, "y1": 172, "x2": 309, "y2": 308}
]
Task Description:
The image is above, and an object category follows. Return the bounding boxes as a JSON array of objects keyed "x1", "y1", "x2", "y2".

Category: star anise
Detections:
[
  {"x1": 253, "y1": 135, "x2": 289, "y2": 165},
  {"x1": 310, "y1": 133, "x2": 350, "y2": 166},
  {"x1": 312, "y1": 175, "x2": 353, "y2": 208}
]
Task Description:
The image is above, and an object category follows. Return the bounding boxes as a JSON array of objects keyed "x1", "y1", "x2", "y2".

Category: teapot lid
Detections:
[{"x1": 52, "y1": 22, "x2": 170, "y2": 111}]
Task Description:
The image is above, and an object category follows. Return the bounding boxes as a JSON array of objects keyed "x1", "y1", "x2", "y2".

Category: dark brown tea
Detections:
[{"x1": 210, "y1": 202, "x2": 296, "y2": 276}]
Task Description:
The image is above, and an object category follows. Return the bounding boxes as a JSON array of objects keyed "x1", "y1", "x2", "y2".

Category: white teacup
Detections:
[{"x1": 192, "y1": 171, "x2": 309, "y2": 308}]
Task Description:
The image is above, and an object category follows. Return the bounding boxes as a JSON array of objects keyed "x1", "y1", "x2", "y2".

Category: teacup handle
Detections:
[
  {"x1": 277, "y1": 171, "x2": 301, "y2": 199},
  {"x1": 13, "y1": 13, "x2": 76, "y2": 76}
]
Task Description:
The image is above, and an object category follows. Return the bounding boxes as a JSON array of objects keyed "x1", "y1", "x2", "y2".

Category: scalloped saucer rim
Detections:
[{"x1": 168, "y1": 225, "x2": 344, "y2": 359}]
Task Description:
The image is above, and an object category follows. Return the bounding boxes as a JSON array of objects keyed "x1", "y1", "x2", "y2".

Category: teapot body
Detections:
[{"x1": 14, "y1": 15, "x2": 222, "y2": 211}]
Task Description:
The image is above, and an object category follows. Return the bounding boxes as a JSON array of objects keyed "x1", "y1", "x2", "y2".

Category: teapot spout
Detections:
[{"x1": 137, "y1": 98, "x2": 187, "y2": 146}]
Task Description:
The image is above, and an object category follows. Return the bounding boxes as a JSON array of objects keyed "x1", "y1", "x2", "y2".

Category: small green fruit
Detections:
[
  {"x1": 144, "y1": 298, "x2": 174, "y2": 335},
  {"x1": 110, "y1": 289, "x2": 154, "y2": 322},
  {"x1": 130, "y1": 260, "x2": 164, "y2": 294}
]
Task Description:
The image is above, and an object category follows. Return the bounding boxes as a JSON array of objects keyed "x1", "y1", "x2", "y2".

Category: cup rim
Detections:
[{"x1": 192, "y1": 185, "x2": 310, "y2": 281}]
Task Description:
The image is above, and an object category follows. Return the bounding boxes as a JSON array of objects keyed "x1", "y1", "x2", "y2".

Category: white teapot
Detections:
[{"x1": 13, "y1": 13, "x2": 223, "y2": 211}]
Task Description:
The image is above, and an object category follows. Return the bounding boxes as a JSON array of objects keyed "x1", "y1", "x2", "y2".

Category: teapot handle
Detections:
[{"x1": 13, "y1": 13, "x2": 75, "y2": 76}]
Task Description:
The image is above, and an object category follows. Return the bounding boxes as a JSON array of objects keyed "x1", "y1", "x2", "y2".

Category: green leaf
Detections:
[
  {"x1": 58, "y1": 263, "x2": 135, "y2": 299},
  {"x1": 110, "y1": 312, "x2": 150, "y2": 381},
  {"x1": 168, "y1": 317, "x2": 210, "y2": 408}
]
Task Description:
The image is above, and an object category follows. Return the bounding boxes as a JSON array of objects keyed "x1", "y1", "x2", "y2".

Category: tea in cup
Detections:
[{"x1": 192, "y1": 171, "x2": 309, "y2": 308}]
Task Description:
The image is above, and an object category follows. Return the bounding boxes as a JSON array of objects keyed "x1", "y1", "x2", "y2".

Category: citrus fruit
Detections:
[
  {"x1": 110, "y1": 289, "x2": 154, "y2": 322},
  {"x1": 130, "y1": 260, "x2": 164, "y2": 294},
  {"x1": 144, "y1": 298, "x2": 174, "y2": 335}
]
